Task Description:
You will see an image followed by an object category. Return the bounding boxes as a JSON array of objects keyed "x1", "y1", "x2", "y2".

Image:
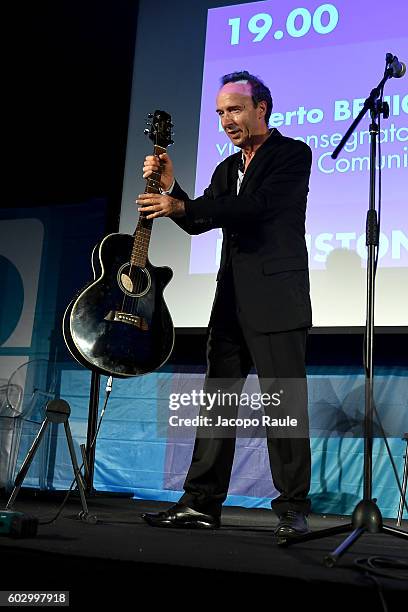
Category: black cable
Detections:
[
  {"x1": 354, "y1": 555, "x2": 408, "y2": 581},
  {"x1": 362, "y1": 572, "x2": 388, "y2": 612},
  {"x1": 38, "y1": 376, "x2": 113, "y2": 525},
  {"x1": 374, "y1": 69, "x2": 387, "y2": 275},
  {"x1": 354, "y1": 555, "x2": 408, "y2": 612},
  {"x1": 362, "y1": 59, "x2": 388, "y2": 377}
]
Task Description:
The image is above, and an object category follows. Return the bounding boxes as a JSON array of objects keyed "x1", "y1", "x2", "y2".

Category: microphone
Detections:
[{"x1": 388, "y1": 54, "x2": 406, "y2": 78}]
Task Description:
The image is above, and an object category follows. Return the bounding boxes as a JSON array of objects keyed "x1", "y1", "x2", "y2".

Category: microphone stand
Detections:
[{"x1": 278, "y1": 54, "x2": 408, "y2": 564}]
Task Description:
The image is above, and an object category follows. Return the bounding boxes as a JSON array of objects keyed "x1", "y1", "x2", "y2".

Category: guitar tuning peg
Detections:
[
  {"x1": 170, "y1": 122, "x2": 174, "y2": 127},
  {"x1": 144, "y1": 128, "x2": 150, "y2": 135},
  {"x1": 147, "y1": 113, "x2": 153, "y2": 118},
  {"x1": 169, "y1": 139, "x2": 174, "y2": 145}
]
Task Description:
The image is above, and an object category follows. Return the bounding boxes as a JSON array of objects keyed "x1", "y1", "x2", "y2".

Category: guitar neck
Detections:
[{"x1": 131, "y1": 144, "x2": 167, "y2": 268}]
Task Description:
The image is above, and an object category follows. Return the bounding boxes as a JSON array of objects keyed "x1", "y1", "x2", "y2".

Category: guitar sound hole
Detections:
[{"x1": 117, "y1": 263, "x2": 151, "y2": 297}]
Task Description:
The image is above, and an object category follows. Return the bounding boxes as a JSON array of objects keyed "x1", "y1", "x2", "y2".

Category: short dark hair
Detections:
[{"x1": 220, "y1": 70, "x2": 273, "y2": 125}]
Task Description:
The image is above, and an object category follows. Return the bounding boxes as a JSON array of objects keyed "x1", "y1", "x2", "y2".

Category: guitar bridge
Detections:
[{"x1": 104, "y1": 310, "x2": 149, "y2": 330}]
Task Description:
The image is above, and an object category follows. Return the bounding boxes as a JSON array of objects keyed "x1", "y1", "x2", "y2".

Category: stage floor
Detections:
[{"x1": 0, "y1": 493, "x2": 407, "y2": 608}]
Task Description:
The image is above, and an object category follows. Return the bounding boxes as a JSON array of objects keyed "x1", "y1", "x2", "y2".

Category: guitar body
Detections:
[{"x1": 63, "y1": 232, "x2": 174, "y2": 377}]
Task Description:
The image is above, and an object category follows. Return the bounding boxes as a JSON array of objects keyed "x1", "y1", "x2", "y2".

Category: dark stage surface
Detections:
[{"x1": 0, "y1": 495, "x2": 407, "y2": 608}]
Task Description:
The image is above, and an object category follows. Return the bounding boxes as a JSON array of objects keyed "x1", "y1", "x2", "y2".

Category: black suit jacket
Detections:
[{"x1": 172, "y1": 129, "x2": 312, "y2": 333}]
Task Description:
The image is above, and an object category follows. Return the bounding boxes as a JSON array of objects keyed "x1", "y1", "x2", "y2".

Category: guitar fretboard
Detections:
[{"x1": 131, "y1": 144, "x2": 166, "y2": 268}]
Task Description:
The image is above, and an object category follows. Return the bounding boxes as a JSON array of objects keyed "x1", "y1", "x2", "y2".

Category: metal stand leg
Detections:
[
  {"x1": 63, "y1": 420, "x2": 94, "y2": 522},
  {"x1": 5, "y1": 399, "x2": 95, "y2": 522},
  {"x1": 279, "y1": 499, "x2": 408, "y2": 561},
  {"x1": 6, "y1": 420, "x2": 51, "y2": 509},
  {"x1": 396, "y1": 433, "x2": 408, "y2": 526},
  {"x1": 324, "y1": 527, "x2": 365, "y2": 567}
]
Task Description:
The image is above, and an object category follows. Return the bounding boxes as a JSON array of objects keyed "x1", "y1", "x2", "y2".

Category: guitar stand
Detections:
[{"x1": 5, "y1": 399, "x2": 96, "y2": 523}]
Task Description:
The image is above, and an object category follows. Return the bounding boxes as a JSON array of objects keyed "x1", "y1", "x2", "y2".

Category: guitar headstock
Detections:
[{"x1": 144, "y1": 110, "x2": 174, "y2": 148}]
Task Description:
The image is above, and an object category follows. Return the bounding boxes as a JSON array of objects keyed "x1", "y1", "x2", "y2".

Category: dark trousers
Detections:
[{"x1": 180, "y1": 268, "x2": 311, "y2": 517}]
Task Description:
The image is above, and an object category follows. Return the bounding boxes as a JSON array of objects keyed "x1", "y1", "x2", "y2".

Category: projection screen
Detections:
[{"x1": 120, "y1": 0, "x2": 408, "y2": 329}]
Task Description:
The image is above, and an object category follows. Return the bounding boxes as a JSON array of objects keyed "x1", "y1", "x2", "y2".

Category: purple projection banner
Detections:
[{"x1": 190, "y1": 0, "x2": 408, "y2": 273}]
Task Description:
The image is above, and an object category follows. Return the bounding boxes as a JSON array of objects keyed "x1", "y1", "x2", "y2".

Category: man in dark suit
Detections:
[{"x1": 137, "y1": 71, "x2": 312, "y2": 537}]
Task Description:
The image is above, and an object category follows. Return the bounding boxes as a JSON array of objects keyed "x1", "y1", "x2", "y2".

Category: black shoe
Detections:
[
  {"x1": 141, "y1": 503, "x2": 220, "y2": 529},
  {"x1": 274, "y1": 510, "x2": 309, "y2": 537}
]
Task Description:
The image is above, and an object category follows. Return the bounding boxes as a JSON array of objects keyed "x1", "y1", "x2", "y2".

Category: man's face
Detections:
[{"x1": 216, "y1": 81, "x2": 267, "y2": 148}]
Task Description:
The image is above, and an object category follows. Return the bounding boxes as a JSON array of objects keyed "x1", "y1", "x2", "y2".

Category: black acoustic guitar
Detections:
[{"x1": 63, "y1": 110, "x2": 175, "y2": 377}]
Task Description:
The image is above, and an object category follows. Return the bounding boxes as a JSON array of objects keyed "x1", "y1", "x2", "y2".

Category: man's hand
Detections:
[
  {"x1": 137, "y1": 193, "x2": 185, "y2": 219},
  {"x1": 143, "y1": 152, "x2": 174, "y2": 191}
]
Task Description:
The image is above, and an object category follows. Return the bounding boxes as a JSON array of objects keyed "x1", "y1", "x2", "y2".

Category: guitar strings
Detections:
[
  {"x1": 124, "y1": 184, "x2": 157, "y2": 316},
  {"x1": 120, "y1": 131, "x2": 165, "y2": 317}
]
